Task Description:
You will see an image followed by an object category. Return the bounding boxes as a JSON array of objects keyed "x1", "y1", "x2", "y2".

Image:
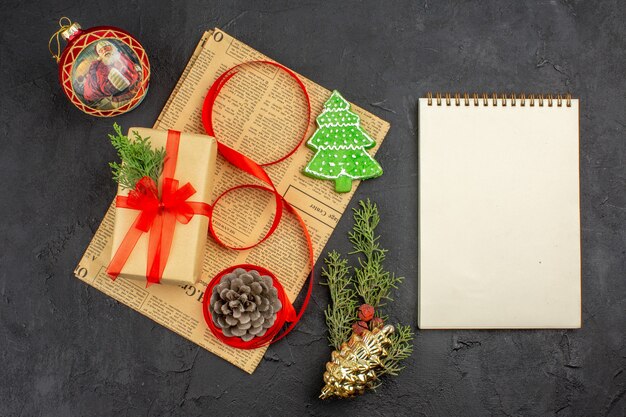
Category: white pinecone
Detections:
[{"x1": 209, "y1": 268, "x2": 282, "y2": 342}]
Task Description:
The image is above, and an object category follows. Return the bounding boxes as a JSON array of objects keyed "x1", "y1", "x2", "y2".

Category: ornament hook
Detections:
[{"x1": 48, "y1": 17, "x2": 74, "y2": 63}]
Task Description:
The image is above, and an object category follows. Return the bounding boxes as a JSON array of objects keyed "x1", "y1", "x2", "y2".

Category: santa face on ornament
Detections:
[{"x1": 71, "y1": 38, "x2": 143, "y2": 110}]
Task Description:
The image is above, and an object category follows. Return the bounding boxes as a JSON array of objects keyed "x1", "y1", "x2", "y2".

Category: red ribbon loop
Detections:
[{"x1": 201, "y1": 60, "x2": 315, "y2": 349}]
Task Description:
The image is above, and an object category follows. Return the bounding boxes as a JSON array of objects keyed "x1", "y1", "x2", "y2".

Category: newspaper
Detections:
[{"x1": 74, "y1": 28, "x2": 390, "y2": 374}]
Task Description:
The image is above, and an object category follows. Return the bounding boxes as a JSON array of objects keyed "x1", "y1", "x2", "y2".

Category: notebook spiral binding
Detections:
[{"x1": 426, "y1": 92, "x2": 572, "y2": 107}]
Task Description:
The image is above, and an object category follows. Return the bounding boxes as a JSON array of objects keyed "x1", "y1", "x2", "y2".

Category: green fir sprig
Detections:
[
  {"x1": 350, "y1": 199, "x2": 404, "y2": 310},
  {"x1": 109, "y1": 123, "x2": 165, "y2": 190},
  {"x1": 321, "y1": 251, "x2": 358, "y2": 350},
  {"x1": 321, "y1": 198, "x2": 413, "y2": 376},
  {"x1": 380, "y1": 324, "x2": 414, "y2": 376}
]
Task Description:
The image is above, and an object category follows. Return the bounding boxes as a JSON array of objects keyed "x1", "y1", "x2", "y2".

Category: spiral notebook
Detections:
[{"x1": 418, "y1": 93, "x2": 581, "y2": 329}]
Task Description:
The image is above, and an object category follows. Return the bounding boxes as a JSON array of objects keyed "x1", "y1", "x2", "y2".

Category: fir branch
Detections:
[
  {"x1": 321, "y1": 251, "x2": 359, "y2": 350},
  {"x1": 379, "y1": 324, "x2": 414, "y2": 376},
  {"x1": 349, "y1": 199, "x2": 404, "y2": 309},
  {"x1": 108, "y1": 123, "x2": 165, "y2": 190}
]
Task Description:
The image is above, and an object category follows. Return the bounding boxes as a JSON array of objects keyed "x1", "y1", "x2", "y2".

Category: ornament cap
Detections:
[
  {"x1": 61, "y1": 22, "x2": 81, "y2": 40},
  {"x1": 381, "y1": 324, "x2": 395, "y2": 336}
]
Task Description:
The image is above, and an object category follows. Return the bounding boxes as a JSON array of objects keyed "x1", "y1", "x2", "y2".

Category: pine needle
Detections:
[
  {"x1": 321, "y1": 251, "x2": 358, "y2": 349},
  {"x1": 349, "y1": 199, "x2": 404, "y2": 309},
  {"x1": 109, "y1": 123, "x2": 165, "y2": 190},
  {"x1": 379, "y1": 324, "x2": 414, "y2": 376}
]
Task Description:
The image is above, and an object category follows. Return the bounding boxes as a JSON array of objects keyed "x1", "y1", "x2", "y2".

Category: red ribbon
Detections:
[
  {"x1": 201, "y1": 60, "x2": 315, "y2": 349},
  {"x1": 107, "y1": 130, "x2": 212, "y2": 285},
  {"x1": 106, "y1": 61, "x2": 315, "y2": 349},
  {"x1": 203, "y1": 264, "x2": 297, "y2": 350}
]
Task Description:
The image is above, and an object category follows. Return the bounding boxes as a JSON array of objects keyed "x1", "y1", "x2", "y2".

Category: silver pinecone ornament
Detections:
[{"x1": 209, "y1": 268, "x2": 282, "y2": 341}]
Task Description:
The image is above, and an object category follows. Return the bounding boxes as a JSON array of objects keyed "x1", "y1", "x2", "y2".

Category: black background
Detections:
[{"x1": 1, "y1": 1, "x2": 625, "y2": 416}]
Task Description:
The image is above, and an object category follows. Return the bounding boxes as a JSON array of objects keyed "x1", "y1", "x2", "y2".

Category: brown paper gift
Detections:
[{"x1": 110, "y1": 127, "x2": 217, "y2": 285}]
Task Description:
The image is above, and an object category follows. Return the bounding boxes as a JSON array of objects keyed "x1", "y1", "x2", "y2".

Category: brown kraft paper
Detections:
[{"x1": 110, "y1": 127, "x2": 217, "y2": 285}]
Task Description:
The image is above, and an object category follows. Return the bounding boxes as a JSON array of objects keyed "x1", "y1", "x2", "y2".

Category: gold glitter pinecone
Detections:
[{"x1": 320, "y1": 324, "x2": 395, "y2": 399}]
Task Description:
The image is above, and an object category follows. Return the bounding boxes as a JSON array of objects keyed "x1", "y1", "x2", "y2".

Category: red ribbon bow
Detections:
[
  {"x1": 128, "y1": 176, "x2": 198, "y2": 229},
  {"x1": 107, "y1": 130, "x2": 211, "y2": 285}
]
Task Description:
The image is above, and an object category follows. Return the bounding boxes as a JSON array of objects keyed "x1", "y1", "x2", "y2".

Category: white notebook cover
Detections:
[{"x1": 418, "y1": 96, "x2": 581, "y2": 329}]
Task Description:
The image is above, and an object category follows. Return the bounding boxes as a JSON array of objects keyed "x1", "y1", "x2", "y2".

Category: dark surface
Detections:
[{"x1": 1, "y1": 1, "x2": 625, "y2": 416}]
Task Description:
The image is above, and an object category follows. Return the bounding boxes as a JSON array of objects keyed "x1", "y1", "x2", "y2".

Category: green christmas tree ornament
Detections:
[{"x1": 304, "y1": 91, "x2": 383, "y2": 193}]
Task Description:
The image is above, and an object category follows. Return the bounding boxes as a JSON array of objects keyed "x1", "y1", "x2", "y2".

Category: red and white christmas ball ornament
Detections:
[{"x1": 49, "y1": 17, "x2": 150, "y2": 117}]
